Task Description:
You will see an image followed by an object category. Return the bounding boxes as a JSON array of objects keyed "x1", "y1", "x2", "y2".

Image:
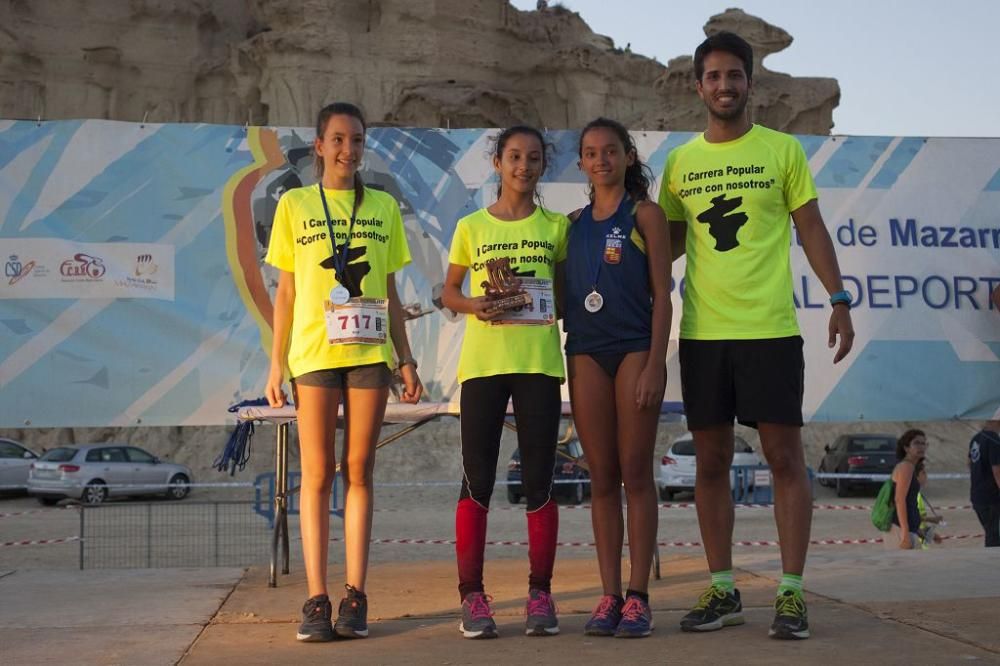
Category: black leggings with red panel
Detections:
[{"x1": 455, "y1": 373, "x2": 561, "y2": 600}]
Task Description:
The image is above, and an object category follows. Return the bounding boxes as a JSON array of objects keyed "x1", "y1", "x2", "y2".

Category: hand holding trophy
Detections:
[{"x1": 480, "y1": 257, "x2": 533, "y2": 314}]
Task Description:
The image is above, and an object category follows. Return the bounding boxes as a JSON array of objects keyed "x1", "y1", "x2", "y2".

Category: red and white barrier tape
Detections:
[
  {"x1": 325, "y1": 534, "x2": 983, "y2": 548},
  {"x1": 0, "y1": 506, "x2": 77, "y2": 519},
  {"x1": 369, "y1": 502, "x2": 973, "y2": 513},
  {"x1": 4, "y1": 532, "x2": 983, "y2": 550},
  {"x1": 1, "y1": 536, "x2": 80, "y2": 548}
]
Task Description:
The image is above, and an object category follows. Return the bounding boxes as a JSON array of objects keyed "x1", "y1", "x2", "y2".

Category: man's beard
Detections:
[{"x1": 707, "y1": 95, "x2": 748, "y2": 121}]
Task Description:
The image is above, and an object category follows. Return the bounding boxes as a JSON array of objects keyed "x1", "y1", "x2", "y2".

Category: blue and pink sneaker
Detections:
[
  {"x1": 615, "y1": 595, "x2": 653, "y2": 638},
  {"x1": 584, "y1": 594, "x2": 623, "y2": 636}
]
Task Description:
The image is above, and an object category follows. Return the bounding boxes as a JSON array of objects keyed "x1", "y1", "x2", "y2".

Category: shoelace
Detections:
[
  {"x1": 467, "y1": 593, "x2": 494, "y2": 620},
  {"x1": 693, "y1": 585, "x2": 728, "y2": 611},
  {"x1": 620, "y1": 597, "x2": 647, "y2": 622},
  {"x1": 591, "y1": 595, "x2": 619, "y2": 620},
  {"x1": 305, "y1": 598, "x2": 329, "y2": 618},
  {"x1": 526, "y1": 591, "x2": 555, "y2": 617},
  {"x1": 774, "y1": 592, "x2": 806, "y2": 618}
]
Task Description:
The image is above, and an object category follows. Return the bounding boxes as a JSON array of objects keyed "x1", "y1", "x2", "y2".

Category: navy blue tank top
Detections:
[
  {"x1": 892, "y1": 474, "x2": 921, "y2": 533},
  {"x1": 564, "y1": 196, "x2": 652, "y2": 355}
]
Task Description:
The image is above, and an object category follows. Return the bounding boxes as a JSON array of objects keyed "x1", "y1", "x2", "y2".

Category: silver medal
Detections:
[
  {"x1": 584, "y1": 290, "x2": 604, "y2": 313},
  {"x1": 330, "y1": 285, "x2": 351, "y2": 305}
]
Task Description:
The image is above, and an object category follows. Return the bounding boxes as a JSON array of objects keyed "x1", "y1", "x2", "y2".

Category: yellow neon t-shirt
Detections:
[
  {"x1": 658, "y1": 124, "x2": 817, "y2": 340},
  {"x1": 265, "y1": 184, "x2": 411, "y2": 377},
  {"x1": 448, "y1": 207, "x2": 570, "y2": 383}
]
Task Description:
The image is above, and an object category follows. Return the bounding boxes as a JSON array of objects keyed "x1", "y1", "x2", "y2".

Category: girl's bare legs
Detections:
[
  {"x1": 614, "y1": 351, "x2": 662, "y2": 593},
  {"x1": 295, "y1": 384, "x2": 342, "y2": 598},
  {"x1": 341, "y1": 385, "x2": 389, "y2": 591},
  {"x1": 568, "y1": 354, "x2": 622, "y2": 596}
]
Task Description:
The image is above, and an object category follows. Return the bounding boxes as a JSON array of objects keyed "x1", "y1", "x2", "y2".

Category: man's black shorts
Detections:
[{"x1": 679, "y1": 336, "x2": 804, "y2": 430}]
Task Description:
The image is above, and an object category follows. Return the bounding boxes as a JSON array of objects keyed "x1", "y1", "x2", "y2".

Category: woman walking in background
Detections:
[{"x1": 891, "y1": 429, "x2": 928, "y2": 549}]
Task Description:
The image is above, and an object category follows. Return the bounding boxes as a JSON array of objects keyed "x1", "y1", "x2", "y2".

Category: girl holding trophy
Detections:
[
  {"x1": 442, "y1": 125, "x2": 570, "y2": 639},
  {"x1": 562, "y1": 117, "x2": 672, "y2": 637},
  {"x1": 265, "y1": 102, "x2": 423, "y2": 642}
]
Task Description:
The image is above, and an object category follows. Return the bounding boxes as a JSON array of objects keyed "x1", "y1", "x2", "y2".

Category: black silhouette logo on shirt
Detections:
[
  {"x1": 696, "y1": 194, "x2": 748, "y2": 252},
  {"x1": 320, "y1": 244, "x2": 370, "y2": 297}
]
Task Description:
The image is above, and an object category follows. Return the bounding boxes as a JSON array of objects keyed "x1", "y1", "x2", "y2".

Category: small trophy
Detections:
[{"x1": 481, "y1": 258, "x2": 532, "y2": 313}]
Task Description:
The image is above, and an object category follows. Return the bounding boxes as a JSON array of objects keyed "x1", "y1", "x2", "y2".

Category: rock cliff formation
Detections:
[
  {"x1": 641, "y1": 8, "x2": 840, "y2": 133},
  {"x1": 0, "y1": 2, "x2": 838, "y2": 133}
]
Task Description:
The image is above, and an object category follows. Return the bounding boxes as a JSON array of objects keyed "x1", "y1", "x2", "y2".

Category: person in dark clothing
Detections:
[
  {"x1": 969, "y1": 419, "x2": 1000, "y2": 547},
  {"x1": 892, "y1": 429, "x2": 928, "y2": 549}
]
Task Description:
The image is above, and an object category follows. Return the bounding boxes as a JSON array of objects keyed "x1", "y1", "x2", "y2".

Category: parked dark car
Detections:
[
  {"x1": 817, "y1": 434, "x2": 896, "y2": 497},
  {"x1": 507, "y1": 439, "x2": 590, "y2": 505}
]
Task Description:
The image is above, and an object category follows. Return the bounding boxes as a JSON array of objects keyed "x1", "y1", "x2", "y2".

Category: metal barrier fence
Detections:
[{"x1": 79, "y1": 501, "x2": 269, "y2": 569}]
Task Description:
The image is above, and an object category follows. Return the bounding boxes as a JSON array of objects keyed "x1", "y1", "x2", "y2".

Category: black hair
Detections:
[
  {"x1": 490, "y1": 125, "x2": 552, "y2": 201},
  {"x1": 314, "y1": 102, "x2": 366, "y2": 209},
  {"x1": 694, "y1": 31, "x2": 754, "y2": 84},
  {"x1": 896, "y1": 429, "x2": 926, "y2": 461},
  {"x1": 578, "y1": 117, "x2": 655, "y2": 202}
]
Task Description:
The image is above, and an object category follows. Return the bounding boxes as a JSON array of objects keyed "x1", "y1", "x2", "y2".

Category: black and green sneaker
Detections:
[
  {"x1": 679, "y1": 585, "x2": 745, "y2": 632},
  {"x1": 769, "y1": 590, "x2": 810, "y2": 640},
  {"x1": 335, "y1": 585, "x2": 369, "y2": 638}
]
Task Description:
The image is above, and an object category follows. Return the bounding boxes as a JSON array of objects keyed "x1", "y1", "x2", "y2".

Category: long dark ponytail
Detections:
[
  {"x1": 314, "y1": 102, "x2": 367, "y2": 209},
  {"x1": 578, "y1": 117, "x2": 654, "y2": 202}
]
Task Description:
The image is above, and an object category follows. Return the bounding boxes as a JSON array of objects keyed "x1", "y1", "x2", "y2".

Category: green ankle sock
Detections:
[
  {"x1": 710, "y1": 570, "x2": 735, "y2": 592},
  {"x1": 777, "y1": 573, "x2": 803, "y2": 596}
]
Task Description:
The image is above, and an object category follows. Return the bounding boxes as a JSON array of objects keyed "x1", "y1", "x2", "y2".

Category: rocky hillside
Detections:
[{"x1": 0, "y1": 2, "x2": 838, "y2": 132}]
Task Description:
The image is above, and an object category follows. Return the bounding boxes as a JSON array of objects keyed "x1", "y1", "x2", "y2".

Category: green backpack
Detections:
[{"x1": 871, "y1": 479, "x2": 895, "y2": 532}]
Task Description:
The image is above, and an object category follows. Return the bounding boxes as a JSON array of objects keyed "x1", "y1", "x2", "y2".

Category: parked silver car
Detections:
[
  {"x1": 0, "y1": 438, "x2": 40, "y2": 494},
  {"x1": 657, "y1": 432, "x2": 762, "y2": 500},
  {"x1": 27, "y1": 444, "x2": 192, "y2": 505}
]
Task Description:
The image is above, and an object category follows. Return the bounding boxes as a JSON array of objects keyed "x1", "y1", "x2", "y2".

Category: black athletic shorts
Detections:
[
  {"x1": 291, "y1": 363, "x2": 392, "y2": 391},
  {"x1": 678, "y1": 336, "x2": 804, "y2": 430}
]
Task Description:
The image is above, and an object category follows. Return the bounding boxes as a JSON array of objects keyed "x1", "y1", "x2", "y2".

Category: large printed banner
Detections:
[{"x1": 0, "y1": 119, "x2": 998, "y2": 426}]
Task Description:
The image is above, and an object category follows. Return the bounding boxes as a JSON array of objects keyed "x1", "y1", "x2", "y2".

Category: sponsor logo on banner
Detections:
[
  {"x1": 115, "y1": 253, "x2": 160, "y2": 291},
  {"x1": 134, "y1": 254, "x2": 158, "y2": 277},
  {"x1": 604, "y1": 226, "x2": 626, "y2": 264},
  {"x1": 59, "y1": 253, "x2": 106, "y2": 280},
  {"x1": 0, "y1": 240, "x2": 173, "y2": 301},
  {"x1": 6, "y1": 254, "x2": 36, "y2": 286}
]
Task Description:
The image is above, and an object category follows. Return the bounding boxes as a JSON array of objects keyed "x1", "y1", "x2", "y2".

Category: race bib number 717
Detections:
[{"x1": 324, "y1": 298, "x2": 388, "y2": 345}]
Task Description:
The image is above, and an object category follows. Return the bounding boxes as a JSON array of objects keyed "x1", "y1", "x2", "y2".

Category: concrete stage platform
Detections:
[{"x1": 2, "y1": 549, "x2": 998, "y2": 665}]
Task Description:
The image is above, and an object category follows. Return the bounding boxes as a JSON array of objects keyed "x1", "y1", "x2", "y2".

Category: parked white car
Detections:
[
  {"x1": 0, "y1": 438, "x2": 40, "y2": 494},
  {"x1": 657, "y1": 432, "x2": 763, "y2": 500}
]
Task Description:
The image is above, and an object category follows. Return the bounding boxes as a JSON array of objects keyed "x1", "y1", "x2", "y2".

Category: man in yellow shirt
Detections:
[{"x1": 659, "y1": 31, "x2": 855, "y2": 640}]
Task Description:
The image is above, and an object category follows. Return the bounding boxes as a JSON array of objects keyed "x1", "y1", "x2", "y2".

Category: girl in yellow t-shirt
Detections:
[
  {"x1": 264, "y1": 102, "x2": 423, "y2": 643},
  {"x1": 442, "y1": 125, "x2": 569, "y2": 639}
]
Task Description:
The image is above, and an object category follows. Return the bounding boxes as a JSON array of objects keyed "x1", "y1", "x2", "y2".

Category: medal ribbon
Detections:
[
  {"x1": 318, "y1": 183, "x2": 360, "y2": 286},
  {"x1": 583, "y1": 207, "x2": 606, "y2": 293},
  {"x1": 583, "y1": 194, "x2": 628, "y2": 292}
]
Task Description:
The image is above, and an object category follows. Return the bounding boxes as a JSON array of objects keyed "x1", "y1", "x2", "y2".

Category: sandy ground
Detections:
[
  {"x1": 1, "y1": 416, "x2": 985, "y2": 572},
  {"x1": 0, "y1": 474, "x2": 984, "y2": 573}
]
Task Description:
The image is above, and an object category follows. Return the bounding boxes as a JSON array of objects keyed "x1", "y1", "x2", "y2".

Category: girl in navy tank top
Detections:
[{"x1": 560, "y1": 118, "x2": 673, "y2": 637}]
